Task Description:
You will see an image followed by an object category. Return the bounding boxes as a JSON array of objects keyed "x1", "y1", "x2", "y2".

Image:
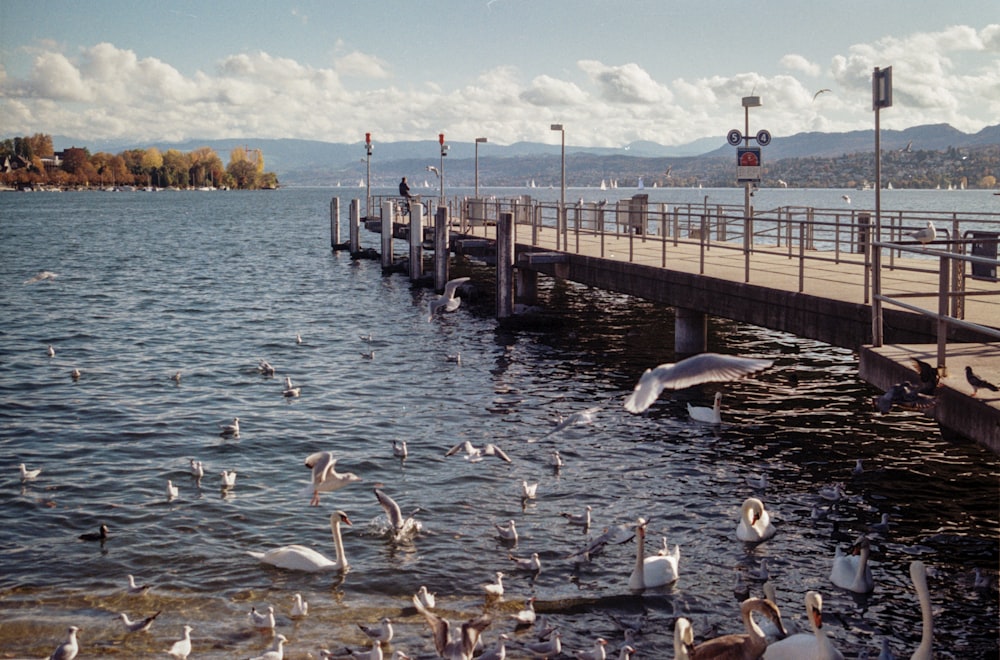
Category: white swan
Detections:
[
  {"x1": 910, "y1": 560, "x2": 933, "y2": 660},
  {"x1": 763, "y1": 591, "x2": 843, "y2": 660},
  {"x1": 624, "y1": 353, "x2": 772, "y2": 414},
  {"x1": 688, "y1": 391, "x2": 722, "y2": 424},
  {"x1": 628, "y1": 518, "x2": 678, "y2": 589},
  {"x1": 247, "y1": 510, "x2": 352, "y2": 572},
  {"x1": 302, "y1": 451, "x2": 362, "y2": 506},
  {"x1": 674, "y1": 598, "x2": 786, "y2": 659},
  {"x1": 830, "y1": 537, "x2": 874, "y2": 593},
  {"x1": 736, "y1": 497, "x2": 776, "y2": 542}
]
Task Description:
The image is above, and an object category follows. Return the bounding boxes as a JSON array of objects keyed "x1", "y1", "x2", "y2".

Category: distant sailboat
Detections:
[
  {"x1": 600, "y1": 179, "x2": 607, "y2": 190},
  {"x1": 637, "y1": 177, "x2": 644, "y2": 189},
  {"x1": 530, "y1": 180, "x2": 536, "y2": 188},
  {"x1": 359, "y1": 179, "x2": 366, "y2": 187}
]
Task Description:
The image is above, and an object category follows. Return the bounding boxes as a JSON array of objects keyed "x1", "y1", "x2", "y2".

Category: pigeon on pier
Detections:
[{"x1": 966, "y1": 366, "x2": 999, "y2": 397}]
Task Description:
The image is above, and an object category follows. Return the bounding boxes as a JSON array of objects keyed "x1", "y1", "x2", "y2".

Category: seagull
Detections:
[
  {"x1": 24, "y1": 270, "x2": 58, "y2": 284},
  {"x1": 48, "y1": 625, "x2": 79, "y2": 660},
  {"x1": 426, "y1": 165, "x2": 440, "y2": 177},
  {"x1": 119, "y1": 610, "x2": 160, "y2": 633},
  {"x1": 282, "y1": 376, "x2": 301, "y2": 397},
  {"x1": 509, "y1": 552, "x2": 541, "y2": 573},
  {"x1": 745, "y1": 472, "x2": 768, "y2": 490},
  {"x1": 221, "y1": 470, "x2": 237, "y2": 490},
  {"x1": 166, "y1": 625, "x2": 193, "y2": 660},
  {"x1": 70, "y1": 368, "x2": 81, "y2": 381},
  {"x1": 248, "y1": 634, "x2": 288, "y2": 660},
  {"x1": 908, "y1": 221, "x2": 937, "y2": 246},
  {"x1": 841, "y1": 194, "x2": 851, "y2": 204},
  {"x1": 360, "y1": 333, "x2": 373, "y2": 342},
  {"x1": 520, "y1": 632, "x2": 561, "y2": 658},
  {"x1": 172, "y1": 370, "x2": 182, "y2": 383},
  {"x1": 483, "y1": 571, "x2": 505, "y2": 598},
  {"x1": 166, "y1": 480, "x2": 179, "y2": 501},
  {"x1": 446, "y1": 352, "x2": 462, "y2": 364},
  {"x1": 521, "y1": 480, "x2": 538, "y2": 500},
  {"x1": 818, "y1": 482, "x2": 846, "y2": 502},
  {"x1": 361, "y1": 350, "x2": 375, "y2": 360},
  {"x1": 220, "y1": 417, "x2": 240, "y2": 438},
  {"x1": 540, "y1": 405, "x2": 602, "y2": 439},
  {"x1": 48, "y1": 345, "x2": 56, "y2": 358},
  {"x1": 358, "y1": 617, "x2": 393, "y2": 644},
  {"x1": 258, "y1": 359, "x2": 276, "y2": 376},
  {"x1": 445, "y1": 440, "x2": 511, "y2": 463},
  {"x1": 412, "y1": 593, "x2": 491, "y2": 660},
  {"x1": 189, "y1": 459, "x2": 204, "y2": 481},
  {"x1": 79, "y1": 524, "x2": 109, "y2": 542},
  {"x1": 495, "y1": 520, "x2": 518, "y2": 544},
  {"x1": 374, "y1": 487, "x2": 419, "y2": 539},
  {"x1": 511, "y1": 596, "x2": 536, "y2": 626},
  {"x1": 291, "y1": 593, "x2": 308, "y2": 617},
  {"x1": 559, "y1": 505, "x2": 592, "y2": 529},
  {"x1": 296, "y1": 333, "x2": 303, "y2": 344},
  {"x1": 623, "y1": 353, "x2": 773, "y2": 414},
  {"x1": 127, "y1": 574, "x2": 151, "y2": 595},
  {"x1": 428, "y1": 276, "x2": 471, "y2": 321},
  {"x1": 392, "y1": 440, "x2": 408, "y2": 459},
  {"x1": 417, "y1": 585, "x2": 436, "y2": 610},
  {"x1": 573, "y1": 637, "x2": 608, "y2": 660},
  {"x1": 965, "y1": 366, "x2": 999, "y2": 397},
  {"x1": 248, "y1": 605, "x2": 276, "y2": 629},
  {"x1": 563, "y1": 523, "x2": 636, "y2": 562},
  {"x1": 550, "y1": 450, "x2": 564, "y2": 471},
  {"x1": 19, "y1": 463, "x2": 41, "y2": 482},
  {"x1": 812, "y1": 88, "x2": 832, "y2": 101},
  {"x1": 303, "y1": 451, "x2": 362, "y2": 506},
  {"x1": 478, "y1": 634, "x2": 509, "y2": 660}
]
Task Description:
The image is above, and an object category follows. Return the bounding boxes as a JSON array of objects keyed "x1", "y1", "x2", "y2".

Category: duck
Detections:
[
  {"x1": 674, "y1": 597, "x2": 786, "y2": 659},
  {"x1": 628, "y1": 517, "x2": 679, "y2": 590},
  {"x1": 763, "y1": 591, "x2": 843, "y2": 659},
  {"x1": 688, "y1": 391, "x2": 723, "y2": 424},
  {"x1": 79, "y1": 524, "x2": 109, "y2": 542},
  {"x1": 247, "y1": 510, "x2": 351, "y2": 572},
  {"x1": 736, "y1": 497, "x2": 776, "y2": 542},
  {"x1": 830, "y1": 537, "x2": 874, "y2": 593},
  {"x1": 909, "y1": 560, "x2": 934, "y2": 660}
]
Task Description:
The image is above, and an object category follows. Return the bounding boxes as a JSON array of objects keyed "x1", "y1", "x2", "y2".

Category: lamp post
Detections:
[
  {"x1": 741, "y1": 96, "x2": 760, "y2": 282},
  {"x1": 438, "y1": 132, "x2": 449, "y2": 207},
  {"x1": 550, "y1": 124, "x2": 565, "y2": 250},
  {"x1": 474, "y1": 137, "x2": 488, "y2": 199},
  {"x1": 364, "y1": 133, "x2": 373, "y2": 218}
]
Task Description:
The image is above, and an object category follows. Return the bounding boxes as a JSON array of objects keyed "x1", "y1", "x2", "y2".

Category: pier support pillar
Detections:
[
  {"x1": 434, "y1": 206, "x2": 449, "y2": 291},
  {"x1": 349, "y1": 199, "x2": 361, "y2": 253},
  {"x1": 515, "y1": 268, "x2": 538, "y2": 306},
  {"x1": 381, "y1": 200, "x2": 394, "y2": 268},
  {"x1": 409, "y1": 203, "x2": 424, "y2": 281},
  {"x1": 675, "y1": 307, "x2": 707, "y2": 357},
  {"x1": 330, "y1": 197, "x2": 340, "y2": 248},
  {"x1": 497, "y1": 212, "x2": 515, "y2": 319}
]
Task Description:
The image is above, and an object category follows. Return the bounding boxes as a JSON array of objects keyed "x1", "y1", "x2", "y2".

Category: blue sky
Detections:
[{"x1": 1, "y1": 0, "x2": 998, "y2": 148}]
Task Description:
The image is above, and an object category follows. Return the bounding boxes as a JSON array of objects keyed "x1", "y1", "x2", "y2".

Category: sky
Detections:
[{"x1": 1, "y1": 0, "x2": 998, "y2": 149}]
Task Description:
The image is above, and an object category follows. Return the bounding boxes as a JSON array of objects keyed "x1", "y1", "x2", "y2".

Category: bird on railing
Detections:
[{"x1": 908, "y1": 220, "x2": 937, "y2": 247}]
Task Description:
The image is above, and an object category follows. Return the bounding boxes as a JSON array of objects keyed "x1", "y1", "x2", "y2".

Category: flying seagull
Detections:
[
  {"x1": 812, "y1": 88, "x2": 832, "y2": 101},
  {"x1": 623, "y1": 353, "x2": 773, "y2": 414}
]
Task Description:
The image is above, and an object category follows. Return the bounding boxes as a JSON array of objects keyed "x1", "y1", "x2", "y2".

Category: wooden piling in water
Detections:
[
  {"x1": 409, "y1": 203, "x2": 424, "y2": 281},
  {"x1": 496, "y1": 212, "x2": 514, "y2": 319},
  {"x1": 349, "y1": 198, "x2": 361, "y2": 253},
  {"x1": 381, "y1": 200, "x2": 394, "y2": 268},
  {"x1": 434, "y1": 206, "x2": 448, "y2": 291},
  {"x1": 330, "y1": 197, "x2": 340, "y2": 248}
]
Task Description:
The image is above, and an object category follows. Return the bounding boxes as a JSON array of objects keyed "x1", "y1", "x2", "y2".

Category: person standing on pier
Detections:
[{"x1": 399, "y1": 176, "x2": 413, "y2": 214}]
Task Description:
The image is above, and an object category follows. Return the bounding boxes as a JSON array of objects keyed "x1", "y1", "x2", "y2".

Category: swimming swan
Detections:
[
  {"x1": 628, "y1": 518, "x2": 679, "y2": 590},
  {"x1": 688, "y1": 391, "x2": 723, "y2": 424},
  {"x1": 830, "y1": 537, "x2": 874, "y2": 593},
  {"x1": 673, "y1": 598, "x2": 786, "y2": 659},
  {"x1": 910, "y1": 560, "x2": 934, "y2": 660},
  {"x1": 736, "y1": 497, "x2": 776, "y2": 542},
  {"x1": 247, "y1": 510, "x2": 352, "y2": 572},
  {"x1": 763, "y1": 591, "x2": 843, "y2": 660}
]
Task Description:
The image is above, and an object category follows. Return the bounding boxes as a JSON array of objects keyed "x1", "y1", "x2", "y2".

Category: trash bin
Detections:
[
  {"x1": 968, "y1": 231, "x2": 998, "y2": 281},
  {"x1": 629, "y1": 194, "x2": 649, "y2": 235},
  {"x1": 856, "y1": 212, "x2": 870, "y2": 254}
]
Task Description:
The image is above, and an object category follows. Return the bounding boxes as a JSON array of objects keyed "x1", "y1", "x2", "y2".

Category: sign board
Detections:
[
  {"x1": 737, "y1": 147, "x2": 761, "y2": 183},
  {"x1": 873, "y1": 66, "x2": 892, "y2": 110}
]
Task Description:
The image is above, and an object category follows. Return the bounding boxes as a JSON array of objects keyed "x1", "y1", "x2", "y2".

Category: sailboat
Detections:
[
  {"x1": 600, "y1": 179, "x2": 607, "y2": 190},
  {"x1": 359, "y1": 179, "x2": 366, "y2": 187},
  {"x1": 637, "y1": 177, "x2": 644, "y2": 189}
]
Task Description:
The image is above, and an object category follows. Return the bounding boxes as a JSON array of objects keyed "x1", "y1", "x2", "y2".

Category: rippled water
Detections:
[{"x1": 1, "y1": 189, "x2": 997, "y2": 659}]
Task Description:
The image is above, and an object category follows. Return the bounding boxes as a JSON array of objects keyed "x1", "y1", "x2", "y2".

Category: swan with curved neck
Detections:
[
  {"x1": 688, "y1": 391, "x2": 723, "y2": 424},
  {"x1": 247, "y1": 510, "x2": 351, "y2": 572},
  {"x1": 736, "y1": 497, "x2": 776, "y2": 542},
  {"x1": 830, "y1": 537, "x2": 874, "y2": 593},
  {"x1": 763, "y1": 591, "x2": 843, "y2": 660},
  {"x1": 675, "y1": 598, "x2": 786, "y2": 659},
  {"x1": 910, "y1": 560, "x2": 933, "y2": 660},
  {"x1": 628, "y1": 518, "x2": 678, "y2": 590}
]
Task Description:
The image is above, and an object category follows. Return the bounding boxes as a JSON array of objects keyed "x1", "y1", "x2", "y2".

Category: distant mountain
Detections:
[{"x1": 48, "y1": 123, "x2": 998, "y2": 184}]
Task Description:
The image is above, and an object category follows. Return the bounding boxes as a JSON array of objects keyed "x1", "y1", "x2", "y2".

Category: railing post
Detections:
[
  {"x1": 798, "y1": 220, "x2": 806, "y2": 292},
  {"x1": 937, "y1": 255, "x2": 950, "y2": 370}
]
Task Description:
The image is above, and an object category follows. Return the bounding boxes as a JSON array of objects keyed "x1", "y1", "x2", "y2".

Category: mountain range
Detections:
[{"x1": 51, "y1": 122, "x2": 999, "y2": 187}]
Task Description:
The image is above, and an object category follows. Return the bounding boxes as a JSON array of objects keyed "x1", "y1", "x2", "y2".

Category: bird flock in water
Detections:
[{"x1": 21, "y1": 272, "x2": 999, "y2": 659}]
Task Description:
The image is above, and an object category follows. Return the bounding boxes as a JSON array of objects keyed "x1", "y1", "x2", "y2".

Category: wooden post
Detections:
[
  {"x1": 381, "y1": 200, "x2": 394, "y2": 268},
  {"x1": 330, "y1": 197, "x2": 340, "y2": 248},
  {"x1": 434, "y1": 206, "x2": 448, "y2": 291},
  {"x1": 496, "y1": 212, "x2": 514, "y2": 319},
  {"x1": 409, "y1": 203, "x2": 424, "y2": 281},
  {"x1": 349, "y1": 198, "x2": 361, "y2": 253}
]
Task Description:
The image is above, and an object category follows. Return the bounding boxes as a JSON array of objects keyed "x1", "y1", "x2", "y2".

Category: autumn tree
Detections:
[{"x1": 161, "y1": 149, "x2": 191, "y2": 188}]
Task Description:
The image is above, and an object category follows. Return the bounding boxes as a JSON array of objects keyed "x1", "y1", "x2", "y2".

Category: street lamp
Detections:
[
  {"x1": 364, "y1": 132, "x2": 373, "y2": 219},
  {"x1": 439, "y1": 133, "x2": 449, "y2": 206},
  {"x1": 474, "y1": 137, "x2": 488, "y2": 199},
  {"x1": 550, "y1": 124, "x2": 565, "y2": 250},
  {"x1": 741, "y1": 96, "x2": 760, "y2": 283}
]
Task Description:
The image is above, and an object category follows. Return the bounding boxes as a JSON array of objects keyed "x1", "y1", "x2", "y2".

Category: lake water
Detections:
[{"x1": 1, "y1": 187, "x2": 997, "y2": 659}]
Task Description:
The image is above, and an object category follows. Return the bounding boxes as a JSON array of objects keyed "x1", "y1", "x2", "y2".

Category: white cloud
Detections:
[
  {"x1": 780, "y1": 54, "x2": 821, "y2": 77},
  {"x1": 334, "y1": 51, "x2": 389, "y2": 79},
  {"x1": 520, "y1": 75, "x2": 588, "y2": 106},
  {"x1": 577, "y1": 60, "x2": 671, "y2": 105}
]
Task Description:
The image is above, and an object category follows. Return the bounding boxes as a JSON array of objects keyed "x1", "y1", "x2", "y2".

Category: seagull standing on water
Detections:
[
  {"x1": 623, "y1": 353, "x2": 773, "y2": 414},
  {"x1": 428, "y1": 276, "x2": 471, "y2": 321}
]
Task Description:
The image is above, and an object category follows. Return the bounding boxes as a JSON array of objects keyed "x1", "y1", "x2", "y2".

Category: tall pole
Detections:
[
  {"x1": 871, "y1": 66, "x2": 892, "y2": 347},
  {"x1": 364, "y1": 132, "x2": 373, "y2": 219},
  {"x1": 439, "y1": 133, "x2": 448, "y2": 208},
  {"x1": 740, "y1": 96, "x2": 760, "y2": 283},
  {"x1": 475, "y1": 137, "x2": 487, "y2": 199},
  {"x1": 551, "y1": 124, "x2": 565, "y2": 251}
]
